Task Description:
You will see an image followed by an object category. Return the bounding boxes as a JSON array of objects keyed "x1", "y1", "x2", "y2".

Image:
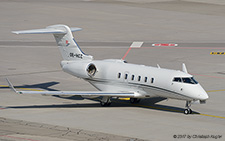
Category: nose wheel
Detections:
[{"x1": 184, "y1": 101, "x2": 192, "y2": 115}]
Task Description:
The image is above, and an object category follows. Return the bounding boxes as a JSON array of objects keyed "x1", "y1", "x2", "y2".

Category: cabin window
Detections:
[
  {"x1": 138, "y1": 76, "x2": 141, "y2": 81},
  {"x1": 118, "y1": 73, "x2": 121, "y2": 78},
  {"x1": 151, "y1": 78, "x2": 154, "y2": 83},
  {"x1": 145, "y1": 77, "x2": 148, "y2": 82},
  {"x1": 131, "y1": 75, "x2": 135, "y2": 80},
  {"x1": 125, "y1": 74, "x2": 128, "y2": 79}
]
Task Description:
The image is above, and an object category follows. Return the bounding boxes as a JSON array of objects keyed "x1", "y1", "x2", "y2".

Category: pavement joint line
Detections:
[
  {"x1": 0, "y1": 135, "x2": 40, "y2": 141},
  {"x1": 1, "y1": 85, "x2": 225, "y2": 119},
  {"x1": 0, "y1": 70, "x2": 62, "y2": 77}
]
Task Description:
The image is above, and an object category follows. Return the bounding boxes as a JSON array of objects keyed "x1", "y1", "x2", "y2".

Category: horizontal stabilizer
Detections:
[{"x1": 12, "y1": 26, "x2": 82, "y2": 34}]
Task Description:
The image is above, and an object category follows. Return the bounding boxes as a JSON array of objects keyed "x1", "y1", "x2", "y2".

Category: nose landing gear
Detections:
[{"x1": 184, "y1": 101, "x2": 192, "y2": 115}]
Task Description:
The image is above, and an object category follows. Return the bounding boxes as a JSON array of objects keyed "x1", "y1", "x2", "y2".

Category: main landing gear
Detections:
[
  {"x1": 130, "y1": 98, "x2": 141, "y2": 104},
  {"x1": 184, "y1": 101, "x2": 192, "y2": 115},
  {"x1": 100, "y1": 97, "x2": 141, "y2": 106},
  {"x1": 100, "y1": 96, "x2": 111, "y2": 106}
]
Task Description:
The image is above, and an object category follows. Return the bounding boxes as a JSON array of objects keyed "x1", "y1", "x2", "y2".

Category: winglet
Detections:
[{"x1": 5, "y1": 78, "x2": 19, "y2": 94}]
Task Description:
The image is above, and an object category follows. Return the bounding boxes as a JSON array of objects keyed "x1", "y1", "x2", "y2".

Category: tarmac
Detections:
[{"x1": 0, "y1": 0, "x2": 225, "y2": 140}]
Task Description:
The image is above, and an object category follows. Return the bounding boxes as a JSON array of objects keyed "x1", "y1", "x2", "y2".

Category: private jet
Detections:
[{"x1": 7, "y1": 24, "x2": 209, "y2": 115}]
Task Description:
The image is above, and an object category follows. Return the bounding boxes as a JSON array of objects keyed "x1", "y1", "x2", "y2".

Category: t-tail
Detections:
[{"x1": 12, "y1": 24, "x2": 93, "y2": 61}]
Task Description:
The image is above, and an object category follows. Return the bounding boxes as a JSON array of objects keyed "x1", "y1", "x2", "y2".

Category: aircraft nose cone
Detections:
[
  {"x1": 195, "y1": 84, "x2": 209, "y2": 100},
  {"x1": 198, "y1": 91, "x2": 209, "y2": 100}
]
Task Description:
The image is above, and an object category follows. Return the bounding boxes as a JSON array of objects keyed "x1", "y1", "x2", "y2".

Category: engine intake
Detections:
[{"x1": 87, "y1": 63, "x2": 97, "y2": 77}]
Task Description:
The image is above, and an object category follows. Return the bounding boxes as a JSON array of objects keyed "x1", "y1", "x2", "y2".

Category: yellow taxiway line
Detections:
[
  {"x1": 206, "y1": 89, "x2": 225, "y2": 93},
  {"x1": 0, "y1": 85, "x2": 42, "y2": 91},
  {"x1": 199, "y1": 113, "x2": 225, "y2": 119}
]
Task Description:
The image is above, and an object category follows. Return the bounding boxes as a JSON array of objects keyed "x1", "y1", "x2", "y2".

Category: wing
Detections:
[{"x1": 6, "y1": 78, "x2": 136, "y2": 97}]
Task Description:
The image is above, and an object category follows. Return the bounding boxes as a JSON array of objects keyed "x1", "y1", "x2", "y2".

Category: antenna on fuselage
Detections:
[{"x1": 157, "y1": 64, "x2": 161, "y2": 68}]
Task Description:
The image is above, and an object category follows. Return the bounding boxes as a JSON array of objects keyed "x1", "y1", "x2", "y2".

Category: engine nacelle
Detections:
[
  {"x1": 86, "y1": 63, "x2": 97, "y2": 77},
  {"x1": 61, "y1": 61, "x2": 97, "y2": 78}
]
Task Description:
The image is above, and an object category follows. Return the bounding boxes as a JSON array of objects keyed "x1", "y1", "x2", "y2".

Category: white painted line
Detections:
[{"x1": 130, "y1": 42, "x2": 143, "y2": 48}]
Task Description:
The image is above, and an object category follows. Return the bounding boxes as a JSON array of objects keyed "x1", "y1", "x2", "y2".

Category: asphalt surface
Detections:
[{"x1": 0, "y1": 0, "x2": 225, "y2": 141}]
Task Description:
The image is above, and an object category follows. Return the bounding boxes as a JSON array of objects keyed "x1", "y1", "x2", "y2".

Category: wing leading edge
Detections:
[{"x1": 6, "y1": 78, "x2": 136, "y2": 97}]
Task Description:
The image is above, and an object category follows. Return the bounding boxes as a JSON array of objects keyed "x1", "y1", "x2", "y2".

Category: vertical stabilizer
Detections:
[{"x1": 12, "y1": 24, "x2": 93, "y2": 61}]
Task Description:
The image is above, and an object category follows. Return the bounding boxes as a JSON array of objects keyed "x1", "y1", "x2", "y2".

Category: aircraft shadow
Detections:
[
  {"x1": 0, "y1": 81, "x2": 60, "y2": 91},
  {"x1": 114, "y1": 98, "x2": 200, "y2": 114},
  {"x1": 4, "y1": 97, "x2": 200, "y2": 115},
  {"x1": 1, "y1": 82, "x2": 200, "y2": 114}
]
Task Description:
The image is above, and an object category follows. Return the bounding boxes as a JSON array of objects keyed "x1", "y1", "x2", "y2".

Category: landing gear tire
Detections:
[
  {"x1": 184, "y1": 109, "x2": 192, "y2": 115},
  {"x1": 184, "y1": 109, "x2": 189, "y2": 115},
  {"x1": 130, "y1": 98, "x2": 140, "y2": 104},
  {"x1": 100, "y1": 101, "x2": 111, "y2": 107},
  {"x1": 189, "y1": 109, "x2": 192, "y2": 114},
  {"x1": 100, "y1": 97, "x2": 111, "y2": 107}
]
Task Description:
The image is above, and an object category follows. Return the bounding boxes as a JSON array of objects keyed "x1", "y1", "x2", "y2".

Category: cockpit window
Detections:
[
  {"x1": 191, "y1": 77, "x2": 198, "y2": 84},
  {"x1": 182, "y1": 77, "x2": 197, "y2": 84},
  {"x1": 173, "y1": 77, "x2": 198, "y2": 84},
  {"x1": 173, "y1": 77, "x2": 182, "y2": 82}
]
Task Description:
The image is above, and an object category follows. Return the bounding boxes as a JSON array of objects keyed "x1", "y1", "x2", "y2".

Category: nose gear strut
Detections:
[{"x1": 184, "y1": 101, "x2": 192, "y2": 115}]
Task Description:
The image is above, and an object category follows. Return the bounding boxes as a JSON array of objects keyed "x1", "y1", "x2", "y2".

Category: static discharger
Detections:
[
  {"x1": 210, "y1": 52, "x2": 225, "y2": 55},
  {"x1": 152, "y1": 43, "x2": 178, "y2": 47}
]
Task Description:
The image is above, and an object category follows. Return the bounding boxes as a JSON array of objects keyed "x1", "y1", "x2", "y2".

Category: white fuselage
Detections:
[
  {"x1": 61, "y1": 59, "x2": 209, "y2": 102},
  {"x1": 11, "y1": 24, "x2": 209, "y2": 114}
]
